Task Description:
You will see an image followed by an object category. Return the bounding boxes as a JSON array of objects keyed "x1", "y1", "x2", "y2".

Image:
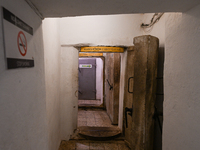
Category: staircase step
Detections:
[{"x1": 78, "y1": 126, "x2": 121, "y2": 141}]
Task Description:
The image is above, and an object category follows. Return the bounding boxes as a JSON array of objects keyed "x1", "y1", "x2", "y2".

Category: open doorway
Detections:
[
  {"x1": 78, "y1": 57, "x2": 104, "y2": 107},
  {"x1": 75, "y1": 53, "x2": 122, "y2": 140}
]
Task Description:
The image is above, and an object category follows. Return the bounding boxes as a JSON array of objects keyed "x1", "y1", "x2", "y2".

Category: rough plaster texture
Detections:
[
  {"x1": 30, "y1": 0, "x2": 200, "y2": 17},
  {"x1": 43, "y1": 18, "x2": 61, "y2": 150},
  {"x1": 60, "y1": 47, "x2": 79, "y2": 140},
  {"x1": 163, "y1": 5, "x2": 200, "y2": 150},
  {"x1": 59, "y1": 14, "x2": 142, "y2": 46},
  {"x1": 96, "y1": 58, "x2": 103, "y2": 101},
  {"x1": 0, "y1": 0, "x2": 48, "y2": 149}
]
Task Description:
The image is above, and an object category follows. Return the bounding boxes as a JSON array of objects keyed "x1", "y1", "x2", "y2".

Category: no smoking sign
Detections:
[
  {"x1": 17, "y1": 31, "x2": 27, "y2": 56},
  {"x1": 3, "y1": 7, "x2": 34, "y2": 69}
]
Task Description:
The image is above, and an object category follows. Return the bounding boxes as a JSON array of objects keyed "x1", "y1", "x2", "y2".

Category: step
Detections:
[{"x1": 78, "y1": 126, "x2": 122, "y2": 141}]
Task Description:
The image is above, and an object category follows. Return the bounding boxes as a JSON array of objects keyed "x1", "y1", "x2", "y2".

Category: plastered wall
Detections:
[
  {"x1": 0, "y1": 0, "x2": 48, "y2": 150},
  {"x1": 43, "y1": 18, "x2": 61, "y2": 150},
  {"x1": 142, "y1": 13, "x2": 165, "y2": 47},
  {"x1": 163, "y1": 5, "x2": 200, "y2": 150},
  {"x1": 60, "y1": 47, "x2": 79, "y2": 140},
  {"x1": 59, "y1": 14, "x2": 143, "y2": 46},
  {"x1": 43, "y1": 18, "x2": 79, "y2": 145}
]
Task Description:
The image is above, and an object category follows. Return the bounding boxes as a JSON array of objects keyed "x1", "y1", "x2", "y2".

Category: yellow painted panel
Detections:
[
  {"x1": 81, "y1": 47, "x2": 124, "y2": 53},
  {"x1": 79, "y1": 53, "x2": 103, "y2": 57}
]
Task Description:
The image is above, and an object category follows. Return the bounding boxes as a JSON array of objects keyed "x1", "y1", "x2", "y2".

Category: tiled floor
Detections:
[
  {"x1": 78, "y1": 100, "x2": 102, "y2": 106},
  {"x1": 58, "y1": 108, "x2": 131, "y2": 150},
  {"x1": 58, "y1": 140, "x2": 130, "y2": 150},
  {"x1": 78, "y1": 108, "x2": 115, "y2": 127}
]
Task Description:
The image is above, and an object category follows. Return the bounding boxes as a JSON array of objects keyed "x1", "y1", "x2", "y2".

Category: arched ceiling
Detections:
[{"x1": 28, "y1": 0, "x2": 200, "y2": 18}]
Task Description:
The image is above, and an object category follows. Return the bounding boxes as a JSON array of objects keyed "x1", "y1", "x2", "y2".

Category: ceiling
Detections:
[{"x1": 28, "y1": 0, "x2": 200, "y2": 18}]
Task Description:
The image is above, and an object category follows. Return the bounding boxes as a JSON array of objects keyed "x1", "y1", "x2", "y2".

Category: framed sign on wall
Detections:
[{"x1": 2, "y1": 7, "x2": 34, "y2": 69}]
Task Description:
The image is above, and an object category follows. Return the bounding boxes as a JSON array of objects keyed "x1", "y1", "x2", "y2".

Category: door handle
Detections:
[
  {"x1": 125, "y1": 106, "x2": 133, "y2": 128},
  {"x1": 78, "y1": 68, "x2": 81, "y2": 73},
  {"x1": 78, "y1": 90, "x2": 82, "y2": 94},
  {"x1": 106, "y1": 79, "x2": 113, "y2": 90},
  {"x1": 128, "y1": 77, "x2": 134, "y2": 93}
]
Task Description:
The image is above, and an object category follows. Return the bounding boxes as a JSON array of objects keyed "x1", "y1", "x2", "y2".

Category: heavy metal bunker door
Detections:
[{"x1": 78, "y1": 58, "x2": 96, "y2": 100}]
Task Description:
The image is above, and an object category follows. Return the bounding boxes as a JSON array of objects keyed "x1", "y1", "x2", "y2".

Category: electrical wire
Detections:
[
  {"x1": 141, "y1": 13, "x2": 164, "y2": 28},
  {"x1": 25, "y1": 0, "x2": 44, "y2": 20}
]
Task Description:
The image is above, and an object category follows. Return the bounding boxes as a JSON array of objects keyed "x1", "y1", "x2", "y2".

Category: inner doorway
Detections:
[
  {"x1": 75, "y1": 53, "x2": 122, "y2": 140},
  {"x1": 78, "y1": 58, "x2": 96, "y2": 100},
  {"x1": 78, "y1": 57, "x2": 104, "y2": 107}
]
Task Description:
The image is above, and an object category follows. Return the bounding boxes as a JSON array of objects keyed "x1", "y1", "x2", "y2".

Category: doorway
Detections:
[
  {"x1": 78, "y1": 57, "x2": 104, "y2": 107},
  {"x1": 78, "y1": 58, "x2": 96, "y2": 100},
  {"x1": 74, "y1": 54, "x2": 122, "y2": 140}
]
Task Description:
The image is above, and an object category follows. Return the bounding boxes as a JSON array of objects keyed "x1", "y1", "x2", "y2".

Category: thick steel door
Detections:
[
  {"x1": 105, "y1": 53, "x2": 121, "y2": 125},
  {"x1": 123, "y1": 35, "x2": 159, "y2": 150},
  {"x1": 78, "y1": 58, "x2": 96, "y2": 100},
  {"x1": 123, "y1": 47, "x2": 135, "y2": 147}
]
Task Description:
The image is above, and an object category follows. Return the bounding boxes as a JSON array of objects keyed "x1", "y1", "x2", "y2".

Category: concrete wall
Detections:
[
  {"x1": 163, "y1": 5, "x2": 200, "y2": 150},
  {"x1": 0, "y1": 1, "x2": 48, "y2": 150},
  {"x1": 60, "y1": 47, "x2": 79, "y2": 140},
  {"x1": 43, "y1": 18, "x2": 79, "y2": 143},
  {"x1": 43, "y1": 18, "x2": 61, "y2": 150},
  {"x1": 96, "y1": 58, "x2": 103, "y2": 101}
]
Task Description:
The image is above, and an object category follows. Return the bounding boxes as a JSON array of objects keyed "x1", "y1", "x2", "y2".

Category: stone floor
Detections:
[
  {"x1": 58, "y1": 107, "x2": 131, "y2": 150},
  {"x1": 78, "y1": 108, "x2": 115, "y2": 127},
  {"x1": 58, "y1": 140, "x2": 130, "y2": 150}
]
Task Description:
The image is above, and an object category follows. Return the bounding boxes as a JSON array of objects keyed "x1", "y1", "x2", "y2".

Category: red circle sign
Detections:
[{"x1": 17, "y1": 31, "x2": 27, "y2": 56}]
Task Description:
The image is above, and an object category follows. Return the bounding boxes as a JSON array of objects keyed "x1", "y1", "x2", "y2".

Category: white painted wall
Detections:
[
  {"x1": 59, "y1": 14, "x2": 143, "y2": 46},
  {"x1": 96, "y1": 58, "x2": 103, "y2": 102},
  {"x1": 0, "y1": 1, "x2": 48, "y2": 150},
  {"x1": 43, "y1": 18, "x2": 61, "y2": 150},
  {"x1": 163, "y1": 5, "x2": 200, "y2": 150},
  {"x1": 60, "y1": 47, "x2": 79, "y2": 140},
  {"x1": 141, "y1": 13, "x2": 165, "y2": 47}
]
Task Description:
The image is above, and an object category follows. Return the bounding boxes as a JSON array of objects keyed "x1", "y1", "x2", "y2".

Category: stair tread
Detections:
[{"x1": 78, "y1": 126, "x2": 121, "y2": 139}]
